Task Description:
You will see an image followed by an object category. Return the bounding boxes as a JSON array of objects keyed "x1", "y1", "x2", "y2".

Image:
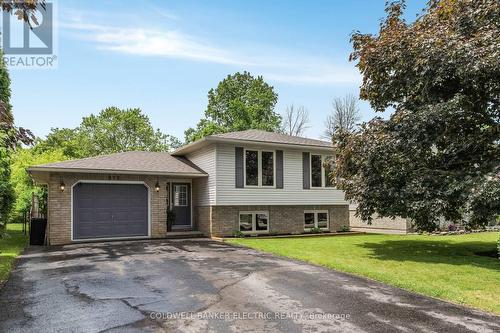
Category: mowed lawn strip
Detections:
[
  {"x1": 0, "y1": 223, "x2": 28, "y2": 286},
  {"x1": 229, "y1": 232, "x2": 500, "y2": 315}
]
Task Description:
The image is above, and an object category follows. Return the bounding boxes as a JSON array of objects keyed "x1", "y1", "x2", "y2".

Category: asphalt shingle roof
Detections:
[
  {"x1": 211, "y1": 129, "x2": 332, "y2": 147},
  {"x1": 29, "y1": 151, "x2": 206, "y2": 175}
]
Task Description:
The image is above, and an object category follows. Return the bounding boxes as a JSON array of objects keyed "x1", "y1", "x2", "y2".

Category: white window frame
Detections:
[
  {"x1": 304, "y1": 210, "x2": 329, "y2": 231},
  {"x1": 310, "y1": 154, "x2": 334, "y2": 188},
  {"x1": 243, "y1": 149, "x2": 276, "y2": 188},
  {"x1": 174, "y1": 184, "x2": 188, "y2": 207},
  {"x1": 239, "y1": 211, "x2": 270, "y2": 234}
]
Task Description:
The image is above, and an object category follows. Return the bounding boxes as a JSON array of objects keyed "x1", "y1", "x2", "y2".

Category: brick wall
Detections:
[
  {"x1": 194, "y1": 206, "x2": 211, "y2": 236},
  {"x1": 47, "y1": 173, "x2": 169, "y2": 245},
  {"x1": 202, "y1": 204, "x2": 349, "y2": 237}
]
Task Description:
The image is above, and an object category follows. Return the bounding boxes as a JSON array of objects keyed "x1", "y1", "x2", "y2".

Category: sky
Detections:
[{"x1": 8, "y1": 0, "x2": 425, "y2": 142}]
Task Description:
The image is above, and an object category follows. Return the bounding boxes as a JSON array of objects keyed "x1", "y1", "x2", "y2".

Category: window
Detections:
[
  {"x1": 174, "y1": 185, "x2": 187, "y2": 206},
  {"x1": 244, "y1": 149, "x2": 275, "y2": 187},
  {"x1": 324, "y1": 156, "x2": 335, "y2": 187},
  {"x1": 245, "y1": 150, "x2": 259, "y2": 186},
  {"x1": 304, "y1": 212, "x2": 315, "y2": 229},
  {"x1": 304, "y1": 210, "x2": 329, "y2": 230},
  {"x1": 239, "y1": 211, "x2": 269, "y2": 233},
  {"x1": 311, "y1": 154, "x2": 322, "y2": 187},
  {"x1": 261, "y1": 151, "x2": 274, "y2": 186},
  {"x1": 310, "y1": 154, "x2": 334, "y2": 188}
]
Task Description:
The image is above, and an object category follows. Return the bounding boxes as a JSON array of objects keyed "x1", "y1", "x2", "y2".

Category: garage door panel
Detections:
[{"x1": 73, "y1": 183, "x2": 149, "y2": 240}]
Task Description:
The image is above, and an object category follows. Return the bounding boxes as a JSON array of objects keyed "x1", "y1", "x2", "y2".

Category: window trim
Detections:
[
  {"x1": 304, "y1": 210, "x2": 329, "y2": 231},
  {"x1": 239, "y1": 211, "x2": 270, "y2": 234},
  {"x1": 243, "y1": 149, "x2": 276, "y2": 188},
  {"x1": 309, "y1": 154, "x2": 335, "y2": 188}
]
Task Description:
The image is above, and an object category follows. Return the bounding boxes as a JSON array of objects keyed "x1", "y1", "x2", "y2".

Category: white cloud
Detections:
[{"x1": 61, "y1": 19, "x2": 360, "y2": 85}]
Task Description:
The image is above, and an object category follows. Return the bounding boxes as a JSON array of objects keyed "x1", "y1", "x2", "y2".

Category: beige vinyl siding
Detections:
[
  {"x1": 186, "y1": 144, "x2": 216, "y2": 206},
  {"x1": 215, "y1": 143, "x2": 347, "y2": 205}
]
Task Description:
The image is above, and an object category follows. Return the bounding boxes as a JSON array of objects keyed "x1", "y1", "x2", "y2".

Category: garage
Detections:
[{"x1": 72, "y1": 182, "x2": 149, "y2": 240}]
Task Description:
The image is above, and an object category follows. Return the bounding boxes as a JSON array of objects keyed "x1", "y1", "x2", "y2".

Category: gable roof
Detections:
[
  {"x1": 173, "y1": 129, "x2": 333, "y2": 155},
  {"x1": 28, "y1": 151, "x2": 207, "y2": 176}
]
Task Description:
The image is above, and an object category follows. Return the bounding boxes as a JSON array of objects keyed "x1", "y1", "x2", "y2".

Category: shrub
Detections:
[
  {"x1": 340, "y1": 225, "x2": 350, "y2": 232},
  {"x1": 448, "y1": 224, "x2": 457, "y2": 232},
  {"x1": 233, "y1": 230, "x2": 245, "y2": 238},
  {"x1": 310, "y1": 227, "x2": 322, "y2": 233},
  {"x1": 497, "y1": 233, "x2": 500, "y2": 259}
]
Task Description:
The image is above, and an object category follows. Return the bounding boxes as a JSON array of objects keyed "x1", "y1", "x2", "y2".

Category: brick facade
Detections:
[
  {"x1": 46, "y1": 172, "x2": 349, "y2": 244},
  {"x1": 47, "y1": 172, "x2": 170, "y2": 245},
  {"x1": 194, "y1": 204, "x2": 349, "y2": 237}
]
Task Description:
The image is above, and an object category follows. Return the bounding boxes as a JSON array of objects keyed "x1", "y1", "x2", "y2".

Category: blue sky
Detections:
[{"x1": 9, "y1": 0, "x2": 425, "y2": 141}]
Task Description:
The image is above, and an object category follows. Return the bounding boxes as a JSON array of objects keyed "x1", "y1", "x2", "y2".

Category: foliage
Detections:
[
  {"x1": 230, "y1": 232, "x2": 500, "y2": 314},
  {"x1": 9, "y1": 148, "x2": 67, "y2": 219},
  {"x1": 185, "y1": 71, "x2": 281, "y2": 142},
  {"x1": 232, "y1": 230, "x2": 245, "y2": 238},
  {"x1": 36, "y1": 107, "x2": 180, "y2": 158},
  {"x1": 334, "y1": 0, "x2": 500, "y2": 231},
  {"x1": 166, "y1": 210, "x2": 176, "y2": 226},
  {"x1": 281, "y1": 105, "x2": 310, "y2": 136},
  {"x1": 339, "y1": 225, "x2": 350, "y2": 232},
  {"x1": 0, "y1": 146, "x2": 14, "y2": 224},
  {"x1": 0, "y1": 56, "x2": 34, "y2": 149},
  {"x1": 323, "y1": 94, "x2": 360, "y2": 140},
  {"x1": 0, "y1": 58, "x2": 13, "y2": 224},
  {"x1": 0, "y1": 0, "x2": 45, "y2": 27},
  {"x1": 0, "y1": 223, "x2": 28, "y2": 287},
  {"x1": 309, "y1": 227, "x2": 322, "y2": 234},
  {"x1": 497, "y1": 233, "x2": 499, "y2": 259}
]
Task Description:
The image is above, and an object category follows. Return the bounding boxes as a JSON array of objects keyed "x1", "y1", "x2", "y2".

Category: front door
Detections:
[{"x1": 172, "y1": 183, "x2": 191, "y2": 229}]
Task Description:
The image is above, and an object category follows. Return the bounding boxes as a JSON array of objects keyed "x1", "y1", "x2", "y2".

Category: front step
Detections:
[{"x1": 165, "y1": 231, "x2": 204, "y2": 239}]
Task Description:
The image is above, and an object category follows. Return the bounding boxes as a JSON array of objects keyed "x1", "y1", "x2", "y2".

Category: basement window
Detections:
[
  {"x1": 239, "y1": 211, "x2": 269, "y2": 234},
  {"x1": 304, "y1": 210, "x2": 329, "y2": 231}
]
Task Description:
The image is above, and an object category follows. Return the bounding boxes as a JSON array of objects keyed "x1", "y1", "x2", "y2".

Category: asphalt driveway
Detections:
[{"x1": 0, "y1": 239, "x2": 499, "y2": 333}]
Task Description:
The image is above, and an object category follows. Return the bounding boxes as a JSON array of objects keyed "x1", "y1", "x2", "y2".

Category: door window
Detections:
[{"x1": 174, "y1": 185, "x2": 188, "y2": 206}]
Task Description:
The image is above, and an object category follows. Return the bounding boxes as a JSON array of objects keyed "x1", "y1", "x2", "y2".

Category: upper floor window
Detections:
[
  {"x1": 310, "y1": 154, "x2": 334, "y2": 188},
  {"x1": 245, "y1": 149, "x2": 275, "y2": 187}
]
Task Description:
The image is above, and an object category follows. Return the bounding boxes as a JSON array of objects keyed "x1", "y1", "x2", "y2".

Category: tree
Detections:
[
  {"x1": 185, "y1": 71, "x2": 280, "y2": 142},
  {"x1": 281, "y1": 105, "x2": 310, "y2": 136},
  {"x1": 0, "y1": 0, "x2": 46, "y2": 27},
  {"x1": 0, "y1": 0, "x2": 47, "y2": 228},
  {"x1": 323, "y1": 94, "x2": 360, "y2": 140},
  {"x1": 10, "y1": 148, "x2": 67, "y2": 221},
  {"x1": 36, "y1": 107, "x2": 180, "y2": 158},
  {"x1": 333, "y1": 0, "x2": 500, "y2": 231}
]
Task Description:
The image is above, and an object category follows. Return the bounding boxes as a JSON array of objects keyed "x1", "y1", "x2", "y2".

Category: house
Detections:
[{"x1": 28, "y1": 129, "x2": 350, "y2": 245}]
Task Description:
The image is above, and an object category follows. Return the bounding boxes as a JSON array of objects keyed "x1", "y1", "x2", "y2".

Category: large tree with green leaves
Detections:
[
  {"x1": 333, "y1": 0, "x2": 499, "y2": 231},
  {"x1": 36, "y1": 107, "x2": 181, "y2": 158},
  {"x1": 185, "y1": 71, "x2": 281, "y2": 142}
]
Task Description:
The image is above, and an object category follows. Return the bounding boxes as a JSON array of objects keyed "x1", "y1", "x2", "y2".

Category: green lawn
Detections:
[
  {"x1": 229, "y1": 232, "x2": 500, "y2": 315},
  {"x1": 0, "y1": 223, "x2": 28, "y2": 286}
]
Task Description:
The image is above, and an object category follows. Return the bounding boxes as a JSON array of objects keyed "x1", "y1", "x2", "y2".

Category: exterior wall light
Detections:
[
  {"x1": 155, "y1": 181, "x2": 160, "y2": 192},
  {"x1": 59, "y1": 180, "x2": 65, "y2": 192}
]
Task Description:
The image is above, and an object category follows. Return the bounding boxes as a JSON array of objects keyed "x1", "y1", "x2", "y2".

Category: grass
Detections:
[
  {"x1": 0, "y1": 223, "x2": 28, "y2": 287},
  {"x1": 229, "y1": 232, "x2": 500, "y2": 315}
]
